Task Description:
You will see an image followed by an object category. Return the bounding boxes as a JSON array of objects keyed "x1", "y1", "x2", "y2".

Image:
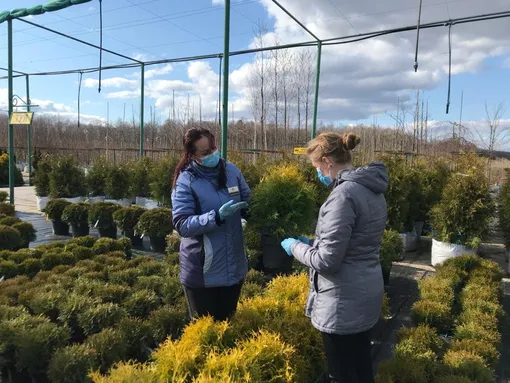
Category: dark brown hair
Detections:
[
  {"x1": 172, "y1": 127, "x2": 226, "y2": 189},
  {"x1": 306, "y1": 132, "x2": 361, "y2": 165}
]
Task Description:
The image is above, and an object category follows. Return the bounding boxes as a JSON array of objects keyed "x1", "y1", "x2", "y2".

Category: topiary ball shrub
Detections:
[
  {"x1": 0, "y1": 202, "x2": 15, "y2": 217},
  {"x1": 67, "y1": 235, "x2": 96, "y2": 248},
  {"x1": 240, "y1": 282, "x2": 265, "y2": 300},
  {"x1": 92, "y1": 237, "x2": 120, "y2": 255},
  {"x1": 12, "y1": 222, "x2": 37, "y2": 248},
  {"x1": 89, "y1": 202, "x2": 121, "y2": 230},
  {"x1": 166, "y1": 233, "x2": 181, "y2": 254},
  {"x1": 48, "y1": 344, "x2": 98, "y2": 383},
  {"x1": 49, "y1": 155, "x2": 88, "y2": 199},
  {"x1": 0, "y1": 191, "x2": 8, "y2": 203},
  {"x1": 62, "y1": 203, "x2": 90, "y2": 226},
  {"x1": 105, "y1": 164, "x2": 131, "y2": 201},
  {"x1": 113, "y1": 205, "x2": 146, "y2": 233},
  {"x1": 86, "y1": 156, "x2": 109, "y2": 197},
  {"x1": 84, "y1": 328, "x2": 128, "y2": 374},
  {"x1": 136, "y1": 207, "x2": 174, "y2": 239},
  {"x1": 245, "y1": 269, "x2": 266, "y2": 286},
  {"x1": 41, "y1": 251, "x2": 77, "y2": 271},
  {"x1": 116, "y1": 317, "x2": 154, "y2": 362},
  {"x1": 44, "y1": 199, "x2": 72, "y2": 221},
  {"x1": 0, "y1": 224, "x2": 21, "y2": 251},
  {"x1": 69, "y1": 245, "x2": 94, "y2": 261},
  {"x1": 450, "y1": 338, "x2": 500, "y2": 368},
  {"x1": 442, "y1": 350, "x2": 494, "y2": 383},
  {"x1": 129, "y1": 157, "x2": 154, "y2": 198},
  {"x1": 0, "y1": 259, "x2": 19, "y2": 279},
  {"x1": 19, "y1": 258, "x2": 42, "y2": 278},
  {"x1": 411, "y1": 299, "x2": 453, "y2": 334},
  {"x1": 149, "y1": 156, "x2": 179, "y2": 206}
]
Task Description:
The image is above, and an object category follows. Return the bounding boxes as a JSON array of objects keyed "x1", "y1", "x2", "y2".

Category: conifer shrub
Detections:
[
  {"x1": 48, "y1": 344, "x2": 98, "y2": 383},
  {"x1": 147, "y1": 305, "x2": 189, "y2": 344},
  {"x1": 121, "y1": 289, "x2": 160, "y2": 318},
  {"x1": 442, "y1": 350, "x2": 494, "y2": 383},
  {"x1": 77, "y1": 303, "x2": 127, "y2": 336},
  {"x1": 116, "y1": 317, "x2": 154, "y2": 362},
  {"x1": 89, "y1": 361, "x2": 157, "y2": 383},
  {"x1": 85, "y1": 328, "x2": 128, "y2": 374}
]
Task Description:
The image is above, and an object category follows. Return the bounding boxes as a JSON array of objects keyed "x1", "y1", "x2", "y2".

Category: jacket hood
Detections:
[{"x1": 337, "y1": 162, "x2": 389, "y2": 194}]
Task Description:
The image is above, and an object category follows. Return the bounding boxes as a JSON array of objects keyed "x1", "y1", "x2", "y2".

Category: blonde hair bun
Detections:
[{"x1": 342, "y1": 134, "x2": 361, "y2": 151}]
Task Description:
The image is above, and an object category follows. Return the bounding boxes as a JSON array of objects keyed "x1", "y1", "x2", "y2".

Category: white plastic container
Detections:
[{"x1": 431, "y1": 239, "x2": 477, "y2": 266}]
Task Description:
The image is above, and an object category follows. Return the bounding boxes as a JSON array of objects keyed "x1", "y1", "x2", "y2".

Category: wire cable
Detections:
[{"x1": 414, "y1": 0, "x2": 424, "y2": 72}]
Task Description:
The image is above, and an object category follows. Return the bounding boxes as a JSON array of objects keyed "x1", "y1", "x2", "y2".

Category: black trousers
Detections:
[
  {"x1": 321, "y1": 328, "x2": 374, "y2": 383},
  {"x1": 182, "y1": 281, "x2": 243, "y2": 321}
]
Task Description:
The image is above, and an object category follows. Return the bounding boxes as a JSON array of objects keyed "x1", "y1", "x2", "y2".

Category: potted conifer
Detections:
[
  {"x1": 87, "y1": 157, "x2": 109, "y2": 204},
  {"x1": 43, "y1": 199, "x2": 72, "y2": 236},
  {"x1": 33, "y1": 155, "x2": 52, "y2": 211},
  {"x1": 136, "y1": 207, "x2": 173, "y2": 252},
  {"x1": 105, "y1": 164, "x2": 132, "y2": 207},
  {"x1": 113, "y1": 206, "x2": 146, "y2": 247},
  {"x1": 89, "y1": 202, "x2": 121, "y2": 239},
  {"x1": 62, "y1": 202, "x2": 91, "y2": 238}
]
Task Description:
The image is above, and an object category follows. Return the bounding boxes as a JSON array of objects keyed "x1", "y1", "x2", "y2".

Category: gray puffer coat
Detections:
[{"x1": 291, "y1": 162, "x2": 388, "y2": 335}]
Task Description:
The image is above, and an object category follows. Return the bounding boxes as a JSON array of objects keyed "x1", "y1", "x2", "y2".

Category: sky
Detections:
[{"x1": 1, "y1": 0, "x2": 510, "y2": 148}]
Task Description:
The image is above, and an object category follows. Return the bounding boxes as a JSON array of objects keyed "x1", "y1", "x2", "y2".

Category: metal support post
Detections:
[
  {"x1": 221, "y1": 0, "x2": 231, "y2": 160},
  {"x1": 8, "y1": 19, "x2": 14, "y2": 204},
  {"x1": 140, "y1": 63, "x2": 145, "y2": 157},
  {"x1": 26, "y1": 75, "x2": 32, "y2": 185},
  {"x1": 311, "y1": 41, "x2": 322, "y2": 139}
]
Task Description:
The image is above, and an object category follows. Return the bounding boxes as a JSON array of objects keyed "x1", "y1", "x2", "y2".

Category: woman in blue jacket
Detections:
[{"x1": 171, "y1": 127, "x2": 251, "y2": 321}]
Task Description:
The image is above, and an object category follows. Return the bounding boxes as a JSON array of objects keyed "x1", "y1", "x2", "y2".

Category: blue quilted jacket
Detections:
[{"x1": 171, "y1": 160, "x2": 251, "y2": 288}]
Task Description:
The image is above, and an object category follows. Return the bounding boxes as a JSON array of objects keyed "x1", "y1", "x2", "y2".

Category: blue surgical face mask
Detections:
[
  {"x1": 316, "y1": 168, "x2": 332, "y2": 186},
  {"x1": 199, "y1": 150, "x2": 221, "y2": 168}
]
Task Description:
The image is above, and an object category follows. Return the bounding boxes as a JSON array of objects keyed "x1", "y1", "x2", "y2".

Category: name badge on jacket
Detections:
[{"x1": 228, "y1": 186, "x2": 240, "y2": 196}]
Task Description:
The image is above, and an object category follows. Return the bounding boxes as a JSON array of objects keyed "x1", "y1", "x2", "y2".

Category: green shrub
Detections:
[
  {"x1": 89, "y1": 202, "x2": 121, "y2": 229},
  {"x1": 12, "y1": 222, "x2": 36, "y2": 248},
  {"x1": 240, "y1": 282, "x2": 265, "y2": 300},
  {"x1": 44, "y1": 199, "x2": 72, "y2": 221},
  {"x1": 87, "y1": 156, "x2": 109, "y2": 197},
  {"x1": 113, "y1": 205, "x2": 146, "y2": 233},
  {"x1": 62, "y1": 203, "x2": 90, "y2": 226},
  {"x1": 130, "y1": 157, "x2": 154, "y2": 198},
  {"x1": 380, "y1": 229, "x2": 404, "y2": 270},
  {"x1": 450, "y1": 338, "x2": 500, "y2": 367},
  {"x1": 418, "y1": 277, "x2": 455, "y2": 304},
  {"x1": 137, "y1": 259, "x2": 166, "y2": 276},
  {"x1": 116, "y1": 317, "x2": 154, "y2": 361},
  {"x1": 381, "y1": 155, "x2": 411, "y2": 232},
  {"x1": 454, "y1": 321, "x2": 501, "y2": 345},
  {"x1": 0, "y1": 202, "x2": 15, "y2": 216},
  {"x1": 149, "y1": 156, "x2": 179, "y2": 206},
  {"x1": 0, "y1": 224, "x2": 21, "y2": 251},
  {"x1": 0, "y1": 216, "x2": 21, "y2": 226},
  {"x1": 69, "y1": 245, "x2": 94, "y2": 261},
  {"x1": 85, "y1": 328, "x2": 128, "y2": 373},
  {"x1": 33, "y1": 154, "x2": 52, "y2": 197},
  {"x1": 0, "y1": 191, "x2": 8, "y2": 203},
  {"x1": 166, "y1": 233, "x2": 181, "y2": 253},
  {"x1": 431, "y1": 171, "x2": 493, "y2": 248},
  {"x1": 41, "y1": 251, "x2": 77, "y2": 270},
  {"x1": 92, "y1": 237, "x2": 120, "y2": 255},
  {"x1": 48, "y1": 344, "x2": 98, "y2": 383},
  {"x1": 431, "y1": 375, "x2": 472, "y2": 383},
  {"x1": 0, "y1": 304, "x2": 28, "y2": 320},
  {"x1": 375, "y1": 356, "x2": 434, "y2": 383},
  {"x1": 442, "y1": 350, "x2": 494, "y2": 383},
  {"x1": 89, "y1": 361, "x2": 157, "y2": 382},
  {"x1": 121, "y1": 288, "x2": 160, "y2": 318},
  {"x1": 9, "y1": 248, "x2": 37, "y2": 263},
  {"x1": 411, "y1": 300, "x2": 452, "y2": 333},
  {"x1": 148, "y1": 305, "x2": 189, "y2": 344},
  {"x1": 134, "y1": 275, "x2": 165, "y2": 295},
  {"x1": 19, "y1": 258, "x2": 42, "y2": 278},
  {"x1": 136, "y1": 207, "x2": 174, "y2": 238},
  {"x1": 94, "y1": 253, "x2": 125, "y2": 266},
  {"x1": 107, "y1": 268, "x2": 142, "y2": 286},
  {"x1": 0, "y1": 249, "x2": 13, "y2": 259},
  {"x1": 58, "y1": 293, "x2": 100, "y2": 339},
  {"x1": 245, "y1": 269, "x2": 266, "y2": 286},
  {"x1": 249, "y1": 164, "x2": 317, "y2": 237},
  {"x1": 49, "y1": 155, "x2": 87, "y2": 198},
  {"x1": 106, "y1": 164, "x2": 131, "y2": 200},
  {"x1": 166, "y1": 252, "x2": 179, "y2": 266},
  {"x1": 161, "y1": 277, "x2": 185, "y2": 305},
  {"x1": 395, "y1": 324, "x2": 445, "y2": 357},
  {"x1": 0, "y1": 259, "x2": 19, "y2": 278},
  {"x1": 77, "y1": 303, "x2": 127, "y2": 336},
  {"x1": 96, "y1": 284, "x2": 131, "y2": 304},
  {"x1": 20, "y1": 287, "x2": 66, "y2": 321},
  {"x1": 68, "y1": 235, "x2": 97, "y2": 248}
]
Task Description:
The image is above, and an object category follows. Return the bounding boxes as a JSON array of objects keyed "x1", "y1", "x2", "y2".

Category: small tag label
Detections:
[
  {"x1": 45, "y1": 214, "x2": 49, "y2": 221},
  {"x1": 228, "y1": 186, "x2": 240, "y2": 196},
  {"x1": 94, "y1": 220, "x2": 99, "y2": 228},
  {"x1": 140, "y1": 233, "x2": 145, "y2": 239}
]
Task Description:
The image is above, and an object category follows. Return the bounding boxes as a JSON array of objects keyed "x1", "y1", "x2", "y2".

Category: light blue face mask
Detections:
[
  {"x1": 316, "y1": 168, "x2": 332, "y2": 186},
  {"x1": 199, "y1": 150, "x2": 221, "y2": 168}
]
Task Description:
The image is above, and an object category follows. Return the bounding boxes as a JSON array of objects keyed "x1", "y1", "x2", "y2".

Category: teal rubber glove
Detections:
[
  {"x1": 219, "y1": 200, "x2": 249, "y2": 221},
  {"x1": 298, "y1": 236, "x2": 311, "y2": 245},
  {"x1": 281, "y1": 238, "x2": 298, "y2": 256}
]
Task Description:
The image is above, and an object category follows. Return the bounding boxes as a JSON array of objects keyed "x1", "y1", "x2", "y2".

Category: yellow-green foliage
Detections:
[
  {"x1": 395, "y1": 325, "x2": 445, "y2": 359},
  {"x1": 375, "y1": 356, "x2": 433, "y2": 383},
  {"x1": 381, "y1": 292, "x2": 390, "y2": 319},
  {"x1": 195, "y1": 331, "x2": 297, "y2": 383},
  {"x1": 450, "y1": 339, "x2": 500, "y2": 368},
  {"x1": 153, "y1": 317, "x2": 234, "y2": 382},
  {"x1": 411, "y1": 300, "x2": 452, "y2": 333},
  {"x1": 417, "y1": 277, "x2": 454, "y2": 304},
  {"x1": 264, "y1": 273, "x2": 309, "y2": 306},
  {"x1": 90, "y1": 362, "x2": 157, "y2": 383},
  {"x1": 442, "y1": 350, "x2": 494, "y2": 383}
]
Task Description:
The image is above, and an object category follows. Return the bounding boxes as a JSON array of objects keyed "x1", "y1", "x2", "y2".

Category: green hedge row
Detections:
[{"x1": 376, "y1": 255, "x2": 504, "y2": 382}]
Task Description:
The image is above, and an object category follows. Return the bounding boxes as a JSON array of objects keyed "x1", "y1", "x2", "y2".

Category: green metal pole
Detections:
[
  {"x1": 8, "y1": 19, "x2": 14, "y2": 204},
  {"x1": 311, "y1": 41, "x2": 322, "y2": 140},
  {"x1": 221, "y1": 0, "x2": 230, "y2": 160},
  {"x1": 26, "y1": 75, "x2": 32, "y2": 185},
  {"x1": 140, "y1": 63, "x2": 145, "y2": 157}
]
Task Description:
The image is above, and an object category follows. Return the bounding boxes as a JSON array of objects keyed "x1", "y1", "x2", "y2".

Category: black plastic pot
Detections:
[
  {"x1": 382, "y1": 266, "x2": 391, "y2": 286},
  {"x1": 71, "y1": 223, "x2": 90, "y2": 238},
  {"x1": 123, "y1": 230, "x2": 143, "y2": 248},
  {"x1": 98, "y1": 226, "x2": 117, "y2": 239},
  {"x1": 261, "y1": 233, "x2": 294, "y2": 274},
  {"x1": 52, "y1": 219, "x2": 70, "y2": 236},
  {"x1": 150, "y1": 236, "x2": 166, "y2": 253}
]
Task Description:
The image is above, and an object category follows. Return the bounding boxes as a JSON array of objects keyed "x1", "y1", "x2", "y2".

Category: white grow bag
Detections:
[
  {"x1": 431, "y1": 239, "x2": 477, "y2": 267},
  {"x1": 400, "y1": 227, "x2": 418, "y2": 253},
  {"x1": 36, "y1": 196, "x2": 49, "y2": 211},
  {"x1": 61, "y1": 197, "x2": 84, "y2": 204}
]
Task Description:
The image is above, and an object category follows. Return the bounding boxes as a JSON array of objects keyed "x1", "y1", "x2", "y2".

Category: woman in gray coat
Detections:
[{"x1": 281, "y1": 132, "x2": 388, "y2": 383}]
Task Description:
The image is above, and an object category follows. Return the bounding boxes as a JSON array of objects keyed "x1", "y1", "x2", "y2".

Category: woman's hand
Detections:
[
  {"x1": 281, "y1": 238, "x2": 298, "y2": 256},
  {"x1": 297, "y1": 236, "x2": 311, "y2": 245},
  {"x1": 219, "y1": 200, "x2": 249, "y2": 220}
]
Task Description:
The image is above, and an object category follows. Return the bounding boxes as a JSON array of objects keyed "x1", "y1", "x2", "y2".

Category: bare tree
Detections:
[{"x1": 472, "y1": 102, "x2": 508, "y2": 158}]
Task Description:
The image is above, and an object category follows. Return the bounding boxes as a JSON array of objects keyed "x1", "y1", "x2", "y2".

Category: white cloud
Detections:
[
  {"x1": 83, "y1": 77, "x2": 138, "y2": 89},
  {"x1": 212, "y1": 0, "x2": 224, "y2": 4},
  {"x1": 145, "y1": 64, "x2": 174, "y2": 79}
]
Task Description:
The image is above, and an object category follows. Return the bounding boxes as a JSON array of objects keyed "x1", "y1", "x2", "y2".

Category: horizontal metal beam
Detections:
[{"x1": 0, "y1": 67, "x2": 27, "y2": 75}]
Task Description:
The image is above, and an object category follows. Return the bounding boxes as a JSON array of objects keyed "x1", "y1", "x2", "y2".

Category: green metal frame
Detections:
[
  {"x1": 26, "y1": 75, "x2": 32, "y2": 185},
  {"x1": 140, "y1": 63, "x2": 145, "y2": 157},
  {"x1": 8, "y1": 19, "x2": 14, "y2": 204},
  {"x1": 221, "y1": 0, "x2": 231, "y2": 160}
]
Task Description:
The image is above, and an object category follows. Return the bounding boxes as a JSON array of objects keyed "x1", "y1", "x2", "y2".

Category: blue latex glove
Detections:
[
  {"x1": 281, "y1": 238, "x2": 298, "y2": 256},
  {"x1": 298, "y1": 236, "x2": 311, "y2": 245},
  {"x1": 219, "y1": 200, "x2": 249, "y2": 221}
]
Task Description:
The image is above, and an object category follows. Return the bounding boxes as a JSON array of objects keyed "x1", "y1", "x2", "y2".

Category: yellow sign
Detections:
[
  {"x1": 293, "y1": 147, "x2": 307, "y2": 155},
  {"x1": 9, "y1": 112, "x2": 34, "y2": 125}
]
